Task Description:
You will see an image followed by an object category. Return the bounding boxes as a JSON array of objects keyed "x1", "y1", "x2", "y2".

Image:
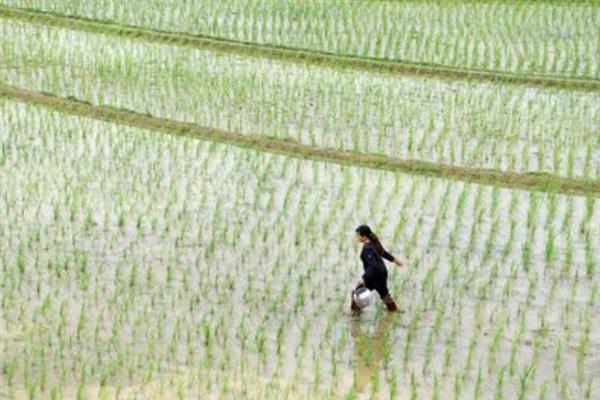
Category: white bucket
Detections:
[{"x1": 353, "y1": 286, "x2": 374, "y2": 308}]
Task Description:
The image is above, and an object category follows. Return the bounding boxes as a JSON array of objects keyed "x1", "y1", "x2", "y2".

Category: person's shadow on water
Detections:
[{"x1": 350, "y1": 313, "x2": 395, "y2": 394}]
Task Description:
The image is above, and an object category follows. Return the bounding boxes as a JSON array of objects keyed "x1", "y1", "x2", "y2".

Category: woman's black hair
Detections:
[{"x1": 356, "y1": 224, "x2": 386, "y2": 256}]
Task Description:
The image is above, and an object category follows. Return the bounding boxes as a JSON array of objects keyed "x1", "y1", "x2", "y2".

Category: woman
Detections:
[{"x1": 352, "y1": 225, "x2": 404, "y2": 312}]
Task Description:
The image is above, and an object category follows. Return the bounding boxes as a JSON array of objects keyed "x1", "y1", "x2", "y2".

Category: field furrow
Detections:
[{"x1": 2, "y1": 83, "x2": 598, "y2": 197}]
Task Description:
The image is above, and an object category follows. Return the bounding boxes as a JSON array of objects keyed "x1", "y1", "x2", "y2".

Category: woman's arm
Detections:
[
  {"x1": 382, "y1": 249, "x2": 404, "y2": 267},
  {"x1": 381, "y1": 250, "x2": 395, "y2": 262}
]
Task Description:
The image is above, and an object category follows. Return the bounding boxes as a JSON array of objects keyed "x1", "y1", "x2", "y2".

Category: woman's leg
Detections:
[{"x1": 374, "y1": 273, "x2": 398, "y2": 312}]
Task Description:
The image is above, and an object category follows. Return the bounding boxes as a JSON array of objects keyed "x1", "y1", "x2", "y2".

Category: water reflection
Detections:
[{"x1": 350, "y1": 313, "x2": 395, "y2": 393}]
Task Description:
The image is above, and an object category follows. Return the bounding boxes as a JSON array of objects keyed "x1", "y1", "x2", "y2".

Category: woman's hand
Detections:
[{"x1": 394, "y1": 259, "x2": 405, "y2": 268}]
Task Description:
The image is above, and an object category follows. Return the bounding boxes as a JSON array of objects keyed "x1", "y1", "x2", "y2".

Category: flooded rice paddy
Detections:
[{"x1": 1, "y1": 99, "x2": 598, "y2": 399}]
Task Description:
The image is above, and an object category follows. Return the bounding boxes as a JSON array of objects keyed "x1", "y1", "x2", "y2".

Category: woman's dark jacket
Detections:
[{"x1": 361, "y1": 242, "x2": 395, "y2": 279}]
